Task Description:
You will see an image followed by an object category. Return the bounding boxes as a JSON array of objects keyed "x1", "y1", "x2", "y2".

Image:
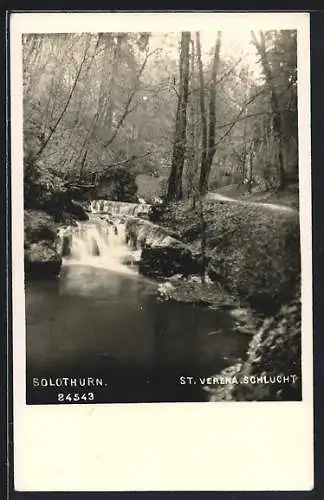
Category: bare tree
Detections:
[
  {"x1": 251, "y1": 30, "x2": 286, "y2": 190},
  {"x1": 199, "y1": 31, "x2": 222, "y2": 195},
  {"x1": 196, "y1": 31, "x2": 208, "y2": 198},
  {"x1": 103, "y1": 45, "x2": 155, "y2": 149},
  {"x1": 185, "y1": 37, "x2": 200, "y2": 207},
  {"x1": 33, "y1": 34, "x2": 95, "y2": 161}
]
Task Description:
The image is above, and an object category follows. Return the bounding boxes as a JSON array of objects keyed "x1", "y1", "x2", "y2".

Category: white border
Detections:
[{"x1": 11, "y1": 12, "x2": 313, "y2": 491}]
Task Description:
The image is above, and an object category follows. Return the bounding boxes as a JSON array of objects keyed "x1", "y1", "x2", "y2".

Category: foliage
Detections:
[
  {"x1": 158, "y1": 200, "x2": 300, "y2": 315},
  {"x1": 23, "y1": 30, "x2": 298, "y2": 203},
  {"x1": 24, "y1": 155, "x2": 67, "y2": 210},
  {"x1": 208, "y1": 290, "x2": 301, "y2": 401},
  {"x1": 232, "y1": 291, "x2": 301, "y2": 400},
  {"x1": 94, "y1": 166, "x2": 138, "y2": 202},
  {"x1": 23, "y1": 32, "x2": 176, "y2": 188},
  {"x1": 135, "y1": 174, "x2": 165, "y2": 200},
  {"x1": 24, "y1": 209, "x2": 58, "y2": 244},
  {"x1": 148, "y1": 202, "x2": 167, "y2": 223}
]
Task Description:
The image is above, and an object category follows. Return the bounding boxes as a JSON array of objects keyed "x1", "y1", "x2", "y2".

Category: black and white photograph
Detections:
[
  {"x1": 21, "y1": 22, "x2": 304, "y2": 405},
  {"x1": 11, "y1": 12, "x2": 313, "y2": 491}
]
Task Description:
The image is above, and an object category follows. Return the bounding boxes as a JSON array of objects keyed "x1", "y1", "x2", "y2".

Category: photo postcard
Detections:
[{"x1": 10, "y1": 11, "x2": 314, "y2": 492}]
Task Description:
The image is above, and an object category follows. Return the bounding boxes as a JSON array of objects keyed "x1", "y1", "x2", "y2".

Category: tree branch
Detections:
[
  {"x1": 81, "y1": 151, "x2": 153, "y2": 180},
  {"x1": 189, "y1": 56, "x2": 242, "y2": 96},
  {"x1": 34, "y1": 35, "x2": 92, "y2": 160},
  {"x1": 214, "y1": 86, "x2": 271, "y2": 148},
  {"x1": 103, "y1": 49, "x2": 158, "y2": 149}
]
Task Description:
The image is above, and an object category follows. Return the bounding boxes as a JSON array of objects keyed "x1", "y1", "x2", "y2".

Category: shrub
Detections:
[{"x1": 94, "y1": 166, "x2": 138, "y2": 202}]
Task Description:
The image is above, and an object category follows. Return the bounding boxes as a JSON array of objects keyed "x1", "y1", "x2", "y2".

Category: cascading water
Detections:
[
  {"x1": 27, "y1": 200, "x2": 250, "y2": 405},
  {"x1": 90, "y1": 199, "x2": 151, "y2": 217},
  {"x1": 64, "y1": 216, "x2": 137, "y2": 274}
]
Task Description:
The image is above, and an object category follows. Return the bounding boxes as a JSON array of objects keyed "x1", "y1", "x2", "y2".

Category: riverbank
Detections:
[
  {"x1": 25, "y1": 198, "x2": 302, "y2": 402},
  {"x1": 204, "y1": 290, "x2": 301, "y2": 401},
  {"x1": 24, "y1": 204, "x2": 89, "y2": 279},
  {"x1": 158, "y1": 201, "x2": 301, "y2": 401},
  {"x1": 126, "y1": 199, "x2": 300, "y2": 316},
  {"x1": 125, "y1": 198, "x2": 301, "y2": 401},
  {"x1": 157, "y1": 275, "x2": 260, "y2": 337}
]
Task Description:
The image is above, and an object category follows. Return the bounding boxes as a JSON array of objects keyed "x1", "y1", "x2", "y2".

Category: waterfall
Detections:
[
  {"x1": 63, "y1": 217, "x2": 137, "y2": 274},
  {"x1": 59, "y1": 200, "x2": 153, "y2": 273},
  {"x1": 90, "y1": 199, "x2": 151, "y2": 217}
]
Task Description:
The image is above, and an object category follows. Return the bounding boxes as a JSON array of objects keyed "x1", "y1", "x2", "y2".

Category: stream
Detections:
[{"x1": 25, "y1": 203, "x2": 249, "y2": 404}]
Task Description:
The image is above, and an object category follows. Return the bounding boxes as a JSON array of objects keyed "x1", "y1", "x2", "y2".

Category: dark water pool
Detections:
[{"x1": 26, "y1": 264, "x2": 249, "y2": 404}]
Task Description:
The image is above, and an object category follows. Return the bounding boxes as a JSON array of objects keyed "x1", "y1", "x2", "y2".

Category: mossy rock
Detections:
[
  {"x1": 24, "y1": 241, "x2": 62, "y2": 279},
  {"x1": 159, "y1": 201, "x2": 300, "y2": 315},
  {"x1": 208, "y1": 292, "x2": 301, "y2": 402},
  {"x1": 24, "y1": 209, "x2": 58, "y2": 244}
]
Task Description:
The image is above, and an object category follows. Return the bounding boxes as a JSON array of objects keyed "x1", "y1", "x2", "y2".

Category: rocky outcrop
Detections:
[
  {"x1": 66, "y1": 199, "x2": 89, "y2": 221},
  {"x1": 61, "y1": 232, "x2": 72, "y2": 257},
  {"x1": 206, "y1": 292, "x2": 301, "y2": 401},
  {"x1": 156, "y1": 275, "x2": 239, "y2": 308},
  {"x1": 24, "y1": 209, "x2": 57, "y2": 243},
  {"x1": 24, "y1": 210, "x2": 62, "y2": 279},
  {"x1": 159, "y1": 201, "x2": 300, "y2": 315},
  {"x1": 125, "y1": 217, "x2": 200, "y2": 278},
  {"x1": 24, "y1": 241, "x2": 62, "y2": 279},
  {"x1": 140, "y1": 244, "x2": 200, "y2": 278}
]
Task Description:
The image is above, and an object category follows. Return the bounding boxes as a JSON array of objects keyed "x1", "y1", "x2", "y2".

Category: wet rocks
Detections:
[
  {"x1": 61, "y1": 233, "x2": 72, "y2": 257},
  {"x1": 139, "y1": 241, "x2": 199, "y2": 278},
  {"x1": 91, "y1": 237, "x2": 100, "y2": 256},
  {"x1": 125, "y1": 217, "x2": 200, "y2": 278},
  {"x1": 91, "y1": 200, "x2": 151, "y2": 218},
  {"x1": 24, "y1": 241, "x2": 62, "y2": 279},
  {"x1": 156, "y1": 274, "x2": 239, "y2": 308},
  {"x1": 24, "y1": 209, "x2": 57, "y2": 244},
  {"x1": 121, "y1": 250, "x2": 142, "y2": 267},
  {"x1": 157, "y1": 281, "x2": 175, "y2": 300},
  {"x1": 66, "y1": 199, "x2": 89, "y2": 221},
  {"x1": 206, "y1": 292, "x2": 301, "y2": 401},
  {"x1": 24, "y1": 210, "x2": 62, "y2": 279}
]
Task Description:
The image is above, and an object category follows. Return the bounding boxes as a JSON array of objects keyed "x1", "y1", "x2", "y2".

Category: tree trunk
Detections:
[
  {"x1": 241, "y1": 107, "x2": 248, "y2": 184},
  {"x1": 167, "y1": 32, "x2": 191, "y2": 201},
  {"x1": 198, "y1": 198, "x2": 207, "y2": 284},
  {"x1": 248, "y1": 149, "x2": 254, "y2": 194},
  {"x1": 78, "y1": 150, "x2": 88, "y2": 180},
  {"x1": 104, "y1": 34, "x2": 122, "y2": 135},
  {"x1": 187, "y1": 38, "x2": 199, "y2": 205},
  {"x1": 251, "y1": 31, "x2": 286, "y2": 190},
  {"x1": 199, "y1": 31, "x2": 222, "y2": 195},
  {"x1": 196, "y1": 32, "x2": 208, "y2": 196}
]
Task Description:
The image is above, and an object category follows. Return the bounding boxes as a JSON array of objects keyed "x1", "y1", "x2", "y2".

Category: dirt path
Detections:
[{"x1": 205, "y1": 192, "x2": 297, "y2": 213}]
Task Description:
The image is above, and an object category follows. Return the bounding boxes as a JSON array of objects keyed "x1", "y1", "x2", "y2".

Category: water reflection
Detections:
[{"x1": 26, "y1": 262, "x2": 249, "y2": 404}]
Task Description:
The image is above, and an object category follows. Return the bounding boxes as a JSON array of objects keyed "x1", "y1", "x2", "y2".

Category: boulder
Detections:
[
  {"x1": 24, "y1": 241, "x2": 62, "y2": 279},
  {"x1": 125, "y1": 216, "x2": 200, "y2": 278},
  {"x1": 24, "y1": 209, "x2": 57, "y2": 244},
  {"x1": 91, "y1": 237, "x2": 100, "y2": 256},
  {"x1": 61, "y1": 233, "x2": 72, "y2": 257},
  {"x1": 67, "y1": 199, "x2": 89, "y2": 221},
  {"x1": 24, "y1": 209, "x2": 62, "y2": 279},
  {"x1": 139, "y1": 241, "x2": 199, "y2": 278}
]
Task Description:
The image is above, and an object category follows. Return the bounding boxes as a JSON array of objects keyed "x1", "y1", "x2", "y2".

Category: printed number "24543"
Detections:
[{"x1": 57, "y1": 393, "x2": 94, "y2": 402}]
